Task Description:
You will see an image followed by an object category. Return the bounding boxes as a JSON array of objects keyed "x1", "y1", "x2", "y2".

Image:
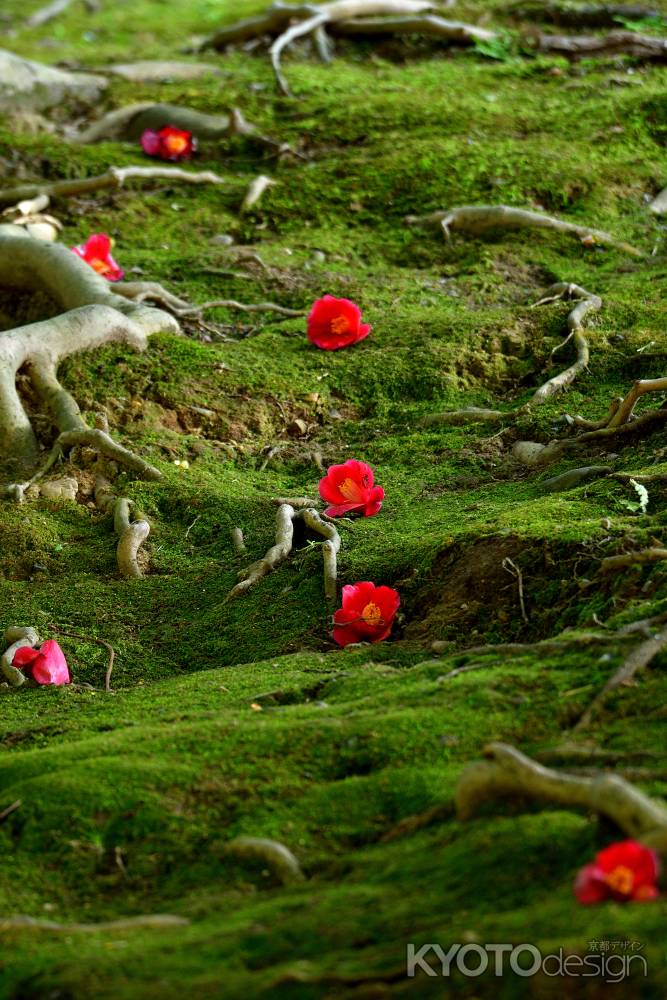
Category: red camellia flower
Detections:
[
  {"x1": 574, "y1": 840, "x2": 660, "y2": 905},
  {"x1": 307, "y1": 295, "x2": 371, "y2": 351},
  {"x1": 71, "y1": 233, "x2": 124, "y2": 282},
  {"x1": 333, "y1": 581, "x2": 400, "y2": 647},
  {"x1": 140, "y1": 125, "x2": 197, "y2": 162},
  {"x1": 319, "y1": 459, "x2": 384, "y2": 518},
  {"x1": 12, "y1": 639, "x2": 71, "y2": 686}
]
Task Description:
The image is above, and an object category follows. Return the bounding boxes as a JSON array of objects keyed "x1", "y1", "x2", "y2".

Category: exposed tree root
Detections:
[
  {"x1": 224, "y1": 837, "x2": 305, "y2": 885},
  {"x1": 0, "y1": 800, "x2": 21, "y2": 822},
  {"x1": 1, "y1": 627, "x2": 39, "y2": 688},
  {"x1": 0, "y1": 914, "x2": 189, "y2": 933},
  {"x1": 511, "y1": 374, "x2": 667, "y2": 468},
  {"x1": 241, "y1": 174, "x2": 277, "y2": 212},
  {"x1": 26, "y1": 0, "x2": 76, "y2": 27},
  {"x1": 573, "y1": 626, "x2": 667, "y2": 732},
  {"x1": 456, "y1": 742, "x2": 667, "y2": 851},
  {"x1": 0, "y1": 226, "x2": 175, "y2": 497},
  {"x1": 329, "y1": 14, "x2": 496, "y2": 45},
  {"x1": 423, "y1": 283, "x2": 600, "y2": 428},
  {"x1": 510, "y1": 1, "x2": 660, "y2": 28},
  {"x1": 228, "y1": 502, "x2": 341, "y2": 600},
  {"x1": 199, "y1": 1, "x2": 488, "y2": 95},
  {"x1": 0, "y1": 166, "x2": 227, "y2": 207},
  {"x1": 405, "y1": 204, "x2": 643, "y2": 256},
  {"x1": 600, "y1": 547, "x2": 667, "y2": 573},
  {"x1": 49, "y1": 625, "x2": 115, "y2": 691},
  {"x1": 231, "y1": 527, "x2": 247, "y2": 554},
  {"x1": 72, "y1": 103, "x2": 293, "y2": 157},
  {"x1": 531, "y1": 283, "x2": 600, "y2": 402},
  {"x1": 539, "y1": 465, "x2": 611, "y2": 493},
  {"x1": 95, "y1": 477, "x2": 150, "y2": 580},
  {"x1": 536, "y1": 28, "x2": 667, "y2": 60},
  {"x1": 114, "y1": 280, "x2": 303, "y2": 319},
  {"x1": 650, "y1": 186, "x2": 667, "y2": 215}
]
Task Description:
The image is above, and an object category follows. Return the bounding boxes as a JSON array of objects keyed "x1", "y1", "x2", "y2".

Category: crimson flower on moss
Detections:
[
  {"x1": 333, "y1": 582, "x2": 400, "y2": 647},
  {"x1": 574, "y1": 840, "x2": 659, "y2": 904},
  {"x1": 319, "y1": 459, "x2": 384, "y2": 518},
  {"x1": 12, "y1": 639, "x2": 71, "y2": 686},
  {"x1": 140, "y1": 125, "x2": 197, "y2": 161},
  {"x1": 307, "y1": 295, "x2": 370, "y2": 350},
  {"x1": 72, "y1": 233, "x2": 124, "y2": 282}
]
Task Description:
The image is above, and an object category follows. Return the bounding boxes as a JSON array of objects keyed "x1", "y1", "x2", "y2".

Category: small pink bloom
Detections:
[
  {"x1": 333, "y1": 581, "x2": 400, "y2": 648},
  {"x1": 13, "y1": 639, "x2": 71, "y2": 686},
  {"x1": 319, "y1": 459, "x2": 384, "y2": 518},
  {"x1": 307, "y1": 295, "x2": 371, "y2": 351},
  {"x1": 72, "y1": 233, "x2": 124, "y2": 282},
  {"x1": 140, "y1": 125, "x2": 196, "y2": 162},
  {"x1": 574, "y1": 840, "x2": 659, "y2": 904}
]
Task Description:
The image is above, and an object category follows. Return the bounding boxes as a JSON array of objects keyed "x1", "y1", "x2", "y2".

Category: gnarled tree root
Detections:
[
  {"x1": 456, "y1": 742, "x2": 667, "y2": 851},
  {"x1": 0, "y1": 230, "x2": 174, "y2": 484},
  {"x1": 423, "y1": 282, "x2": 600, "y2": 428},
  {"x1": 0, "y1": 226, "x2": 175, "y2": 497},
  {"x1": 0, "y1": 166, "x2": 227, "y2": 207},
  {"x1": 535, "y1": 28, "x2": 667, "y2": 61},
  {"x1": 72, "y1": 103, "x2": 293, "y2": 157},
  {"x1": 199, "y1": 1, "x2": 489, "y2": 95},
  {"x1": 114, "y1": 280, "x2": 303, "y2": 319},
  {"x1": 228, "y1": 502, "x2": 341, "y2": 600},
  {"x1": 95, "y1": 477, "x2": 150, "y2": 580},
  {"x1": 1, "y1": 627, "x2": 39, "y2": 688},
  {"x1": 405, "y1": 204, "x2": 643, "y2": 256}
]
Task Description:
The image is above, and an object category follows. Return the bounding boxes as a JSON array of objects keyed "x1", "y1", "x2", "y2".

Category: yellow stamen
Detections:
[
  {"x1": 339, "y1": 477, "x2": 362, "y2": 501},
  {"x1": 89, "y1": 258, "x2": 111, "y2": 276},
  {"x1": 166, "y1": 136, "x2": 188, "y2": 154},
  {"x1": 330, "y1": 315, "x2": 350, "y2": 335},
  {"x1": 361, "y1": 601, "x2": 382, "y2": 627},
  {"x1": 604, "y1": 865, "x2": 634, "y2": 896}
]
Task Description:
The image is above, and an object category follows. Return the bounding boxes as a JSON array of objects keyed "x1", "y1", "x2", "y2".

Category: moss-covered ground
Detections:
[{"x1": 1, "y1": 0, "x2": 667, "y2": 995}]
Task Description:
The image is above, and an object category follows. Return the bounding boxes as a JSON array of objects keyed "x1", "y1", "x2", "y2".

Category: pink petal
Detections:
[
  {"x1": 140, "y1": 129, "x2": 161, "y2": 156},
  {"x1": 12, "y1": 645, "x2": 40, "y2": 668},
  {"x1": 324, "y1": 501, "x2": 365, "y2": 517},
  {"x1": 30, "y1": 639, "x2": 70, "y2": 686}
]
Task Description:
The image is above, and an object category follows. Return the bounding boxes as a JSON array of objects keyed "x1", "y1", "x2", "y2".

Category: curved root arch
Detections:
[{"x1": 0, "y1": 225, "x2": 177, "y2": 487}]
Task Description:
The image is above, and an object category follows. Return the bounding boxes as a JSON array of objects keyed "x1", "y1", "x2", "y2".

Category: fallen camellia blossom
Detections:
[
  {"x1": 71, "y1": 233, "x2": 124, "y2": 282},
  {"x1": 140, "y1": 125, "x2": 197, "y2": 162},
  {"x1": 319, "y1": 459, "x2": 384, "y2": 518},
  {"x1": 12, "y1": 639, "x2": 71, "y2": 686},
  {"x1": 307, "y1": 295, "x2": 371, "y2": 351},
  {"x1": 574, "y1": 839, "x2": 659, "y2": 904},
  {"x1": 333, "y1": 581, "x2": 400, "y2": 647}
]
